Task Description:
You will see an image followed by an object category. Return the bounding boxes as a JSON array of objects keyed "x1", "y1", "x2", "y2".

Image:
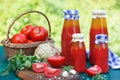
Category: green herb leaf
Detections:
[
  {"x1": 0, "y1": 49, "x2": 44, "y2": 76},
  {"x1": 92, "y1": 74, "x2": 107, "y2": 80},
  {"x1": 63, "y1": 65, "x2": 74, "y2": 72}
]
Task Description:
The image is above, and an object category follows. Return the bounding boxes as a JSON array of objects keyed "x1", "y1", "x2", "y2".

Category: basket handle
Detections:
[{"x1": 7, "y1": 10, "x2": 51, "y2": 40}]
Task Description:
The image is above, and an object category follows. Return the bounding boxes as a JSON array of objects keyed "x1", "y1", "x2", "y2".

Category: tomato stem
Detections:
[{"x1": 35, "y1": 29, "x2": 40, "y2": 33}]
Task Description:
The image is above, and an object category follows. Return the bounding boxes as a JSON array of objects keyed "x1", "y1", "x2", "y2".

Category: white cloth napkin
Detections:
[{"x1": 108, "y1": 48, "x2": 120, "y2": 69}]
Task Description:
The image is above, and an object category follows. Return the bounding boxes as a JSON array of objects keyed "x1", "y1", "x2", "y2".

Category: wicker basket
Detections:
[{"x1": 1, "y1": 10, "x2": 54, "y2": 58}]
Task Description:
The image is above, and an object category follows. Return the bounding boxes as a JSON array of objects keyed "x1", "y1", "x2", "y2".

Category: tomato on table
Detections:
[
  {"x1": 86, "y1": 65, "x2": 102, "y2": 76},
  {"x1": 48, "y1": 55, "x2": 65, "y2": 67},
  {"x1": 44, "y1": 67, "x2": 62, "y2": 78},
  {"x1": 11, "y1": 33, "x2": 28, "y2": 44},
  {"x1": 30, "y1": 26, "x2": 48, "y2": 41},
  {"x1": 32, "y1": 62, "x2": 48, "y2": 73}
]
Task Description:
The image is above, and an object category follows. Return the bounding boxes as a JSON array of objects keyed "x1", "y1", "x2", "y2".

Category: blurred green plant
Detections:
[{"x1": 0, "y1": 0, "x2": 120, "y2": 56}]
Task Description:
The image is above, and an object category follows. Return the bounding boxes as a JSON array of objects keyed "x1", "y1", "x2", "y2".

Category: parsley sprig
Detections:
[
  {"x1": 0, "y1": 49, "x2": 44, "y2": 76},
  {"x1": 92, "y1": 74, "x2": 107, "y2": 80},
  {"x1": 63, "y1": 65, "x2": 74, "y2": 72}
]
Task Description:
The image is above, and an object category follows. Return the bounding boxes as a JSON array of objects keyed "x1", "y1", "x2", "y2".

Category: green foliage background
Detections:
[{"x1": 0, "y1": 0, "x2": 120, "y2": 55}]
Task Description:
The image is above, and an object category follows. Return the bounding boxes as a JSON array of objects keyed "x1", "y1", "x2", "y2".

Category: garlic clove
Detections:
[
  {"x1": 69, "y1": 69, "x2": 76, "y2": 75},
  {"x1": 62, "y1": 71, "x2": 69, "y2": 77}
]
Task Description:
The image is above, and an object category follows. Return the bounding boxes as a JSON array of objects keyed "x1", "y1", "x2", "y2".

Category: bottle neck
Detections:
[
  {"x1": 63, "y1": 19, "x2": 80, "y2": 28},
  {"x1": 95, "y1": 43, "x2": 108, "y2": 49},
  {"x1": 71, "y1": 41, "x2": 84, "y2": 47},
  {"x1": 91, "y1": 17, "x2": 107, "y2": 29}
]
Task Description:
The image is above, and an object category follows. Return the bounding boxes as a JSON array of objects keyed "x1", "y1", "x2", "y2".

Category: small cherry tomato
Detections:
[
  {"x1": 32, "y1": 62, "x2": 48, "y2": 73},
  {"x1": 11, "y1": 33, "x2": 28, "y2": 44},
  {"x1": 86, "y1": 65, "x2": 102, "y2": 76},
  {"x1": 21, "y1": 25, "x2": 35, "y2": 39},
  {"x1": 30, "y1": 26, "x2": 48, "y2": 41},
  {"x1": 44, "y1": 67, "x2": 62, "y2": 78},
  {"x1": 48, "y1": 55, "x2": 65, "y2": 67}
]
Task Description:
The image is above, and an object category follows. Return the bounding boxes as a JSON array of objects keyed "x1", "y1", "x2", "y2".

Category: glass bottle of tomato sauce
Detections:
[
  {"x1": 71, "y1": 33, "x2": 86, "y2": 73},
  {"x1": 89, "y1": 10, "x2": 108, "y2": 64},
  {"x1": 61, "y1": 10, "x2": 80, "y2": 65},
  {"x1": 94, "y1": 34, "x2": 109, "y2": 73}
]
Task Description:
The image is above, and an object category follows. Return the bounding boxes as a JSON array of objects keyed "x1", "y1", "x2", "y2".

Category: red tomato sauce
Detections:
[
  {"x1": 61, "y1": 20, "x2": 80, "y2": 65},
  {"x1": 93, "y1": 44, "x2": 109, "y2": 73},
  {"x1": 89, "y1": 18, "x2": 108, "y2": 64},
  {"x1": 71, "y1": 42, "x2": 86, "y2": 73}
]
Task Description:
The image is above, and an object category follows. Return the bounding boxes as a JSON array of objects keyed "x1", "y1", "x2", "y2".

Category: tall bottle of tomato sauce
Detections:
[
  {"x1": 61, "y1": 10, "x2": 80, "y2": 65},
  {"x1": 71, "y1": 33, "x2": 86, "y2": 73},
  {"x1": 94, "y1": 34, "x2": 109, "y2": 73},
  {"x1": 89, "y1": 10, "x2": 108, "y2": 64}
]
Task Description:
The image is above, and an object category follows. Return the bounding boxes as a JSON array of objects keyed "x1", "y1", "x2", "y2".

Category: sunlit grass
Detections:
[{"x1": 0, "y1": 0, "x2": 120, "y2": 55}]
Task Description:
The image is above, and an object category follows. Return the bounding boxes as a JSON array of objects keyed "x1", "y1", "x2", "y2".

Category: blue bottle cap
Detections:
[
  {"x1": 95, "y1": 34, "x2": 109, "y2": 44},
  {"x1": 64, "y1": 9, "x2": 80, "y2": 20}
]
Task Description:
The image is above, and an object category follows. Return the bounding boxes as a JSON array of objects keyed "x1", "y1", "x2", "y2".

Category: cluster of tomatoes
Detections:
[
  {"x1": 32, "y1": 62, "x2": 62, "y2": 78},
  {"x1": 11, "y1": 24, "x2": 48, "y2": 44},
  {"x1": 32, "y1": 54, "x2": 65, "y2": 77}
]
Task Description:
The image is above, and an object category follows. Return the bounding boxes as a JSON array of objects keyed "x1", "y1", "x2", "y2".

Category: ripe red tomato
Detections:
[
  {"x1": 21, "y1": 25, "x2": 35, "y2": 39},
  {"x1": 27, "y1": 39, "x2": 34, "y2": 43},
  {"x1": 86, "y1": 65, "x2": 102, "y2": 76},
  {"x1": 44, "y1": 67, "x2": 62, "y2": 78},
  {"x1": 30, "y1": 26, "x2": 48, "y2": 41},
  {"x1": 48, "y1": 55, "x2": 65, "y2": 67},
  {"x1": 32, "y1": 62, "x2": 48, "y2": 73},
  {"x1": 11, "y1": 33, "x2": 28, "y2": 44}
]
